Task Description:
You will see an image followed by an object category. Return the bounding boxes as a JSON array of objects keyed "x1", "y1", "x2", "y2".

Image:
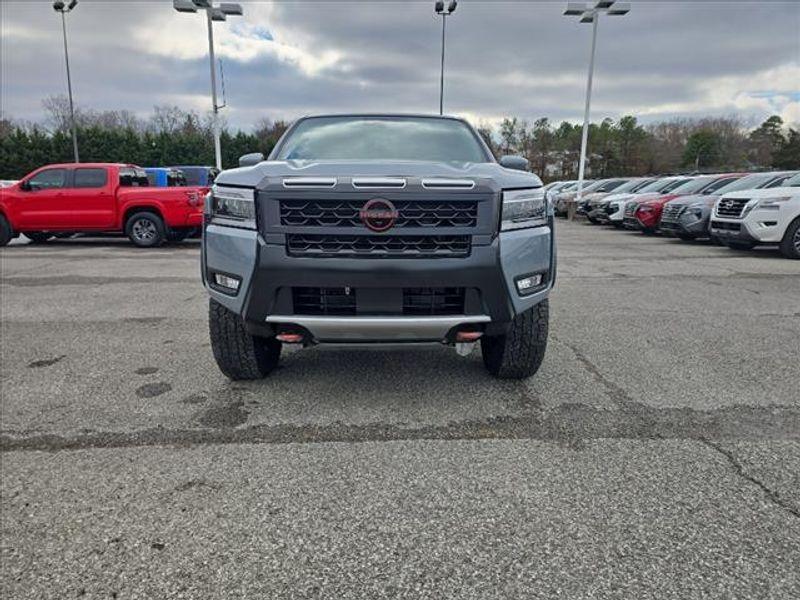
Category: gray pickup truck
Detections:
[{"x1": 202, "y1": 114, "x2": 555, "y2": 380}]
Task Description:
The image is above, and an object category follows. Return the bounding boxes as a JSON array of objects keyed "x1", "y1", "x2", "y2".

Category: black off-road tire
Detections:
[
  {"x1": 125, "y1": 211, "x2": 166, "y2": 248},
  {"x1": 727, "y1": 240, "x2": 756, "y2": 251},
  {"x1": 0, "y1": 215, "x2": 12, "y2": 247},
  {"x1": 779, "y1": 218, "x2": 800, "y2": 259},
  {"x1": 481, "y1": 300, "x2": 549, "y2": 379},
  {"x1": 26, "y1": 232, "x2": 53, "y2": 244},
  {"x1": 209, "y1": 299, "x2": 282, "y2": 380}
]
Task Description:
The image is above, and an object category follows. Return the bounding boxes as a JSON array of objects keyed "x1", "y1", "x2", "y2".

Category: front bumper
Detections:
[
  {"x1": 659, "y1": 213, "x2": 710, "y2": 237},
  {"x1": 622, "y1": 216, "x2": 641, "y2": 230},
  {"x1": 709, "y1": 220, "x2": 759, "y2": 244},
  {"x1": 202, "y1": 223, "x2": 555, "y2": 342}
]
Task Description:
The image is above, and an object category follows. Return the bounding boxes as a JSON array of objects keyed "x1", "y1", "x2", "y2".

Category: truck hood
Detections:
[
  {"x1": 664, "y1": 193, "x2": 717, "y2": 208},
  {"x1": 215, "y1": 159, "x2": 542, "y2": 190},
  {"x1": 721, "y1": 187, "x2": 800, "y2": 200}
]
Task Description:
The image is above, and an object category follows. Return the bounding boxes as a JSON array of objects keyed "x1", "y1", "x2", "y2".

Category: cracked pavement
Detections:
[{"x1": 1, "y1": 222, "x2": 799, "y2": 598}]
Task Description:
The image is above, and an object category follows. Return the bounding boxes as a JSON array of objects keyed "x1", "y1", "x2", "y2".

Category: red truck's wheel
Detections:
[
  {"x1": 209, "y1": 299, "x2": 282, "y2": 380},
  {"x1": 125, "y1": 212, "x2": 166, "y2": 248},
  {"x1": 0, "y1": 215, "x2": 11, "y2": 247},
  {"x1": 481, "y1": 300, "x2": 549, "y2": 379}
]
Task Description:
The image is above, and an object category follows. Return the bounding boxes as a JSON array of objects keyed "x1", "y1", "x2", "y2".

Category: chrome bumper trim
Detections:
[{"x1": 265, "y1": 315, "x2": 491, "y2": 342}]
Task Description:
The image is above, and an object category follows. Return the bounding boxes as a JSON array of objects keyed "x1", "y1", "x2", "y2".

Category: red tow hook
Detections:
[
  {"x1": 455, "y1": 331, "x2": 483, "y2": 343},
  {"x1": 276, "y1": 333, "x2": 304, "y2": 344}
]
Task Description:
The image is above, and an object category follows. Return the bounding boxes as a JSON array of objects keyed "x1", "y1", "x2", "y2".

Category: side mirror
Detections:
[
  {"x1": 19, "y1": 180, "x2": 32, "y2": 191},
  {"x1": 239, "y1": 152, "x2": 264, "y2": 168},
  {"x1": 499, "y1": 155, "x2": 529, "y2": 171}
]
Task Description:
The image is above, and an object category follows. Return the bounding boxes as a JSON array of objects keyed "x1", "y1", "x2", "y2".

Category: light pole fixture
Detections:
[
  {"x1": 173, "y1": 0, "x2": 244, "y2": 170},
  {"x1": 435, "y1": 0, "x2": 457, "y2": 115},
  {"x1": 564, "y1": 1, "x2": 630, "y2": 203},
  {"x1": 53, "y1": 0, "x2": 80, "y2": 163}
]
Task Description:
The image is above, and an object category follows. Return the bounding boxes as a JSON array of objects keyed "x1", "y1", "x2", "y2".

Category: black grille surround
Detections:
[
  {"x1": 711, "y1": 221, "x2": 741, "y2": 232},
  {"x1": 280, "y1": 199, "x2": 478, "y2": 229},
  {"x1": 715, "y1": 198, "x2": 749, "y2": 219},
  {"x1": 291, "y1": 287, "x2": 466, "y2": 316},
  {"x1": 403, "y1": 287, "x2": 465, "y2": 315},
  {"x1": 287, "y1": 234, "x2": 471, "y2": 258},
  {"x1": 292, "y1": 287, "x2": 356, "y2": 315}
]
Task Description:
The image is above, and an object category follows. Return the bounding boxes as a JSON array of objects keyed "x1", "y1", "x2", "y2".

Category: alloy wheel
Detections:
[{"x1": 132, "y1": 218, "x2": 157, "y2": 242}]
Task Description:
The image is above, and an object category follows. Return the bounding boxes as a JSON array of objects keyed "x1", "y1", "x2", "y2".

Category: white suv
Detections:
[{"x1": 710, "y1": 172, "x2": 800, "y2": 259}]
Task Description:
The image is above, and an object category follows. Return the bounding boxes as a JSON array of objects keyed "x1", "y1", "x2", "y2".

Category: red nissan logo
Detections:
[{"x1": 359, "y1": 198, "x2": 398, "y2": 232}]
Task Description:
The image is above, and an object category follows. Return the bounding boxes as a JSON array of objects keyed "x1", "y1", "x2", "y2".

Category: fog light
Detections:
[
  {"x1": 516, "y1": 273, "x2": 544, "y2": 295},
  {"x1": 213, "y1": 273, "x2": 240, "y2": 291}
]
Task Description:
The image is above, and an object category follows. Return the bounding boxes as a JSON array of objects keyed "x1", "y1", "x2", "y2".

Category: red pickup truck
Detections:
[{"x1": 0, "y1": 163, "x2": 208, "y2": 247}]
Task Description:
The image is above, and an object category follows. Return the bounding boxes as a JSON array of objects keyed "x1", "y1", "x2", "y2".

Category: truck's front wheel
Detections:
[
  {"x1": 209, "y1": 299, "x2": 282, "y2": 380},
  {"x1": 481, "y1": 300, "x2": 549, "y2": 379}
]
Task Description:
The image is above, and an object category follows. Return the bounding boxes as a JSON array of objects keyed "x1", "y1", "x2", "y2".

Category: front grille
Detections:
[
  {"x1": 716, "y1": 198, "x2": 749, "y2": 219},
  {"x1": 403, "y1": 287, "x2": 465, "y2": 315},
  {"x1": 292, "y1": 287, "x2": 356, "y2": 315},
  {"x1": 661, "y1": 204, "x2": 684, "y2": 221},
  {"x1": 711, "y1": 221, "x2": 741, "y2": 232},
  {"x1": 280, "y1": 199, "x2": 477, "y2": 228},
  {"x1": 291, "y1": 287, "x2": 466, "y2": 316},
  {"x1": 286, "y1": 234, "x2": 471, "y2": 258}
]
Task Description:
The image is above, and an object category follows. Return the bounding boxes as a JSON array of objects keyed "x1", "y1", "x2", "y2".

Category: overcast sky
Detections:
[{"x1": 2, "y1": 0, "x2": 798, "y2": 131}]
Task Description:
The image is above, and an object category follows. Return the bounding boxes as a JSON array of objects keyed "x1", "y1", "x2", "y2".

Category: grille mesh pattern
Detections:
[
  {"x1": 287, "y1": 234, "x2": 471, "y2": 258},
  {"x1": 402, "y1": 288, "x2": 465, "y2": 316},
  {"x1": 280, "y1": 199, "x2": 477, "y2": 228},
  {"x1": 661, "y1": 204, "x2": 684, "y2": 221},
  {"x1": 292, "y1": 287, "x2": 356, "y2": 316},
  {"x1": 291, "y1": 287, "x2": 466, "y2": 316},
  {"x1": 715, "y1": 198, "x2": 749, "y2": 219}
]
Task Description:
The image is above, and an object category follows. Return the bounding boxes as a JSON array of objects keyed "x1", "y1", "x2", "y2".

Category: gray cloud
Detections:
[{"x1": 2, "y1": 0, "x2": 798, "y2": 129}]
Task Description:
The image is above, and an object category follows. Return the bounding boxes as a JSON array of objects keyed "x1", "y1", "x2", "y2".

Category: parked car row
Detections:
[
  {"x1": 0, "y1": 162, "x2": 214, "y2": 247},
  {"x1": 549, "y1": 171, "x2": 800, "y2": 259}
]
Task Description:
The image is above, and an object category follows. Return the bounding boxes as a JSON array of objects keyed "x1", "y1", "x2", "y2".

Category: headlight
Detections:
[
  {"x1": 688, "y1": 204, "x2": 703, "y2": 217},
  {"x1": 501, "y1": 188, "x2": 547, "y2": 231},
  {"x1": 209, "y1": 185, "x2": 256, "y2": 229},
  {"x1": 755, "y1": 196, "x2": 791, "y2": 210}
]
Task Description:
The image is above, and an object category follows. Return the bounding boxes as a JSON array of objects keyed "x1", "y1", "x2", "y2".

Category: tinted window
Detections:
[
  {"x1": 73, "y1": 168, "x2": 107, "y2": 188},
  {"x1": 276, "y1": 117, "x2": 489, "y2": 163},
  {"x1": 598, "y1": 180, "x2": 627, "y2": 192},
  {"x1": 28, "y1": 168, "x2": 66, "y2": 190},
  {"x1": 146, "y1": 172, "x2": 158, "y2": 186},
  {"x1": 120, "y1": 168, "x2": 149, "y2": 187}
]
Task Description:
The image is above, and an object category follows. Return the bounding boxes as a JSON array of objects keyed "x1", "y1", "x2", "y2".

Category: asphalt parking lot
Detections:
[{"x1": 1, "y1": 221, "x2": 799, "y2": 599}]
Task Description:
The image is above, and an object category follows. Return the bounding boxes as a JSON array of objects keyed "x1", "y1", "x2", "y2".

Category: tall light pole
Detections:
[
  {"x1": 174, "y1": 0, "x2": 243, "y2": 170},
  {"x1": 435, "y1": 0, "x2": 457, "y2": 115},
  {"x1": 53, "y1": 0, "x2": 80, "y2": 163},
  {"x1": 564, "y1": 1, "x2": 629, "y2": 202}
]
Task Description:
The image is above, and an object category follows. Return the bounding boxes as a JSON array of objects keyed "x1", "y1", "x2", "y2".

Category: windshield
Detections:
[
  {"x1": 276, "y1": 116, "x2": 490, "y2": 163},
  {"x1": 612, "y1": 178, "x2": 648, "y2": 193},
  {"x1": 783, "y1": 173, "x2": 800, "y2": 187},
  {"x1": 713, "y1": 173, "x2": 780, "y2": 194},
  {"x1": 669, "y1": 176, "x2": 719, "y2": 195},
  {"x1": 636, "y1": 178, "x2": 682, "y2": 193}
]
